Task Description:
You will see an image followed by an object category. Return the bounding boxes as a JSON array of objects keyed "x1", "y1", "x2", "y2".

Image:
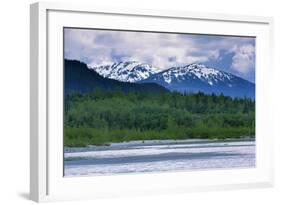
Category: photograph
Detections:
[{"x1": 63, "y1": 28, "x2": 255, "y2": 177}]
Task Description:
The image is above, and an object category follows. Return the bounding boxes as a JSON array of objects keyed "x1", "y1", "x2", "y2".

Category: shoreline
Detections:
[{"x1": 64, "y1": 136, "x2": 255, "y2": 153}]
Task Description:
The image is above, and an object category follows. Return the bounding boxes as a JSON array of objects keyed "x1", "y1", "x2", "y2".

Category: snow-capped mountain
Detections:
[
  {"x1": 140, "y1": 63, "x2": 255, "y2": 98},
  {"x1": 143, "y1": 64, "x2": 234, "y2": 85},
  {"x1": 89, "y1": 61, "x2": 254, "y2": 98},
  {"x1": 90, "y1": 61, "x2": 161, "y2": 83}
]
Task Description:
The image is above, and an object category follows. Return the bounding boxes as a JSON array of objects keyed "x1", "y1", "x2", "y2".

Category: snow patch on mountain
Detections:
[
  {"x1": 90, "y1": 61, "x2": 236, "y2": 86},
  {"x1": 90, "y1": 61, "x2": 161, "y2": 83},
  {"x1": 159, "y1": 63, "x2": 235, "y2": 86}
]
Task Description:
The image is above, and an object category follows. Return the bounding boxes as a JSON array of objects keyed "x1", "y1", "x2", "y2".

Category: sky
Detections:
[{"x1": 64, "y1": 28, "x2": 255, "y2": 83}]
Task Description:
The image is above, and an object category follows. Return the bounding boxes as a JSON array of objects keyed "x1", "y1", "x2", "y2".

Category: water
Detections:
[{"x1": 64, "y1": 140, "x2": 255, "y2": 177}]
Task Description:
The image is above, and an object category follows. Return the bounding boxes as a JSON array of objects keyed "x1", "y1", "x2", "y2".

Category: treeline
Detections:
[{"x1": 64, "y1": 91, "x2": 255, "y2": 147}]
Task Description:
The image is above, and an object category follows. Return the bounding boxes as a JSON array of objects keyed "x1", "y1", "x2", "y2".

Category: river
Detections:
[{"x1": 64, "y1": 139, "x2": 255, "y2": 176}]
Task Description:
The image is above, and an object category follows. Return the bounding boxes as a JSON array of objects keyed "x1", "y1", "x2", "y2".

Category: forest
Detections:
[{"x1": 64, "y1": 90, "x2": 255, "y2": 147}]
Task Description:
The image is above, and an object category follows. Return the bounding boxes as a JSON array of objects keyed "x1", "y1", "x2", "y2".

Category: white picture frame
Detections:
[{"x1": 30, "y1": 2, "x2": 274, "y2": 202}]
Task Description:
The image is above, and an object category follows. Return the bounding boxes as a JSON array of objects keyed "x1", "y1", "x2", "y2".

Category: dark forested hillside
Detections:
[{"x1": 64, "y1": 59, "x2": 168, "y2": 95}]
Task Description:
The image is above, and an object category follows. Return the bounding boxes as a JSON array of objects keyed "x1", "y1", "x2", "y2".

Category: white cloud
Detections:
[
  {"x1": 230, "y1": 44, "x2": 255, "y2": 74},
  {"x1": 64, "y1": 28, "x2": 255, "y2": 75}
]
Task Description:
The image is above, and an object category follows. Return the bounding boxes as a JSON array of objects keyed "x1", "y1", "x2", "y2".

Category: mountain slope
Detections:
[
  {"x1": 90, "y1": 61, "x2": 161, "y2": 83},
  {"x1": 64, "y1": 59, "x2": 168, "y2": 95},
  {"x1": 140, "y1": 63, "x2": 255, "y2": 98}
]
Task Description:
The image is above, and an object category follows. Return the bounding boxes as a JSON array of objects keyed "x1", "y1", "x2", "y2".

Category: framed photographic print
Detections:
[{"x1": 30, "y1": 2, "x2": 274, "y2": 202}]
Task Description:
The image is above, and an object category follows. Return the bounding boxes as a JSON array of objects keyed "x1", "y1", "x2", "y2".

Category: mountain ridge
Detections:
[
  {"x1": 64, "y1": 59, "x2": 169, "y2": 95},
  {"x1": 91, "y1": 61, "x2": 255, "y2": 98}
]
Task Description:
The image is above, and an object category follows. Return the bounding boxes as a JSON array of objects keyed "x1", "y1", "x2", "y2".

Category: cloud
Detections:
[
  {"x1": 64, "y1": 28, "x2": 255, "y2": 76},
  {"x1": 230, "y1": 44, "x2": 255, "y2": 74}
]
